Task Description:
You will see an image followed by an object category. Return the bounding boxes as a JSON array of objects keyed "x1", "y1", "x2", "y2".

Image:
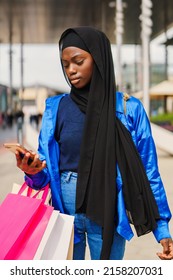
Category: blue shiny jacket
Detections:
[{"x1": 25, "y1": 92, "x2": 172, "y2": 242}]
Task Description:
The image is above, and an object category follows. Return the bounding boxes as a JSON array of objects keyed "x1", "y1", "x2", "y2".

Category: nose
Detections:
[{"x1": 68, "y1": 63, "x2": 77, "y2": 75}]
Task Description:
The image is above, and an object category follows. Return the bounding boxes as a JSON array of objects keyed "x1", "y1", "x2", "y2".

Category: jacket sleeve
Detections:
[
  {"x1": 130, "y1": 98, "x2": 172, "y2": 242},
  {"x1": 25, "y1": 169, "x2": 50, "y2": 190}
]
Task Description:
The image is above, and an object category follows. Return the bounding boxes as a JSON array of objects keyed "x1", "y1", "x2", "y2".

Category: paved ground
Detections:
[{"x1": 0, "y1": 124, "x2": 173, "y2": 260}]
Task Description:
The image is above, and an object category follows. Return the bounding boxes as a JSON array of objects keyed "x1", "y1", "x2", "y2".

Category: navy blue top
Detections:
[{"x1": 54, "y1": 95, "x2": 85, "y2": 172}]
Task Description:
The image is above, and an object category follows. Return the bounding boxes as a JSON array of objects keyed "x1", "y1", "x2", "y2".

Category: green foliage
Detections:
[{"x1": 150, "y1": 113, "x2": 173, "y2": 125}]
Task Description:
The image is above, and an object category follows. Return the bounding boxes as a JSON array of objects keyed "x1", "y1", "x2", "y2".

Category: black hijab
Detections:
[{"x1": 59, "y1": 27, "x2": 160, "y2": 260}]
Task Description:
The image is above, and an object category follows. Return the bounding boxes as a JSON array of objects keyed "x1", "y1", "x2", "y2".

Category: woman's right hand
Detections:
[{"x1": 15, "y1": 151, "x2": 47, "y2": 175}]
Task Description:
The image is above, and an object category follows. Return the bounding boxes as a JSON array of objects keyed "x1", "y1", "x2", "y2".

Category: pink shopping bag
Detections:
[{"x1": 0, "y1": 183, "x2": 53, "y2": 260}]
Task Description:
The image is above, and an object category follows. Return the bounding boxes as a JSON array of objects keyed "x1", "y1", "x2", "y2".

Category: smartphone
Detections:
[{"x1": 3, "y1": 143, "x2": 38, "y2": 165}]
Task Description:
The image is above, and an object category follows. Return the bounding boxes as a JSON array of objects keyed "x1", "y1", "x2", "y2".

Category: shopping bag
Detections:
[
  {"x1": 0, "y1": 183, "x2": 53, "y2": 260},
  {"x1": 34, "y1": 210, "x2": 74, "y2": 260},
  {"x1": 12, "y1": 182, "x2": 51, "y2": 205}
]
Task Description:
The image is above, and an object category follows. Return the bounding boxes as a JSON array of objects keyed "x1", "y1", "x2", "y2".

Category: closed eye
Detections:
[
  {"x1": 62, "y1": 62, "x2": 69, "y2": 68},
  {"x1": 62, "y1": 59, "x2": 84, "y2": 69},
  {"x1": 76, "y1": 60, "x2": 84, "y2": 65}
]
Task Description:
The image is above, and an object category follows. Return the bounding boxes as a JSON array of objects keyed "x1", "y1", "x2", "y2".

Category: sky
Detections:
[
  {"x1": 0, "y1": 44, "x2": 70, "y2": 92},
  {"x1": 0, "y1": 40, "x2": 173, "y2": 92}
]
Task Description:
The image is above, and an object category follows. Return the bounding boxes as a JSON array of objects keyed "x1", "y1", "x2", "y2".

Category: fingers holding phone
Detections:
[
  {"x1": 3, "y1": 143, "x2": 46, "y2": 175},
  {"x1": 15, "y1": 150, "x2": 46, "y2": 175}
]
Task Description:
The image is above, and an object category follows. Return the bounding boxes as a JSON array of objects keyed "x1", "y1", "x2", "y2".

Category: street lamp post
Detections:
[
  {"x1": 140, "y1": 0, "x2": 153, "y2": 116},
  {"x1": 116, "y1": 0, "x2": 124, "y2": 91},
  {"x1": 109, "y1": 0, "x2": 124, "y2": 91},
  {"x1": 8, "y1": 2, "x2": 13, "y2": 111}
]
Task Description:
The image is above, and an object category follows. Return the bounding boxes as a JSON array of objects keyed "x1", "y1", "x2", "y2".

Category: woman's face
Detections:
[{"x1": 61, "y1": 46, "x2": 94, "y2": 89}]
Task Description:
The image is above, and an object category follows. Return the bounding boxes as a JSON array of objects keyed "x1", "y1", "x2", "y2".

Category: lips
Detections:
[{"x1": 70, "y1": 78, "x2": 80, "y2": 85}]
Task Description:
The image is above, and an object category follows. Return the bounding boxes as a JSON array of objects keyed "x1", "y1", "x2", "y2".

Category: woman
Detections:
[{"x1": 16, "y1": 27, "x2": 173, "y2": 260}]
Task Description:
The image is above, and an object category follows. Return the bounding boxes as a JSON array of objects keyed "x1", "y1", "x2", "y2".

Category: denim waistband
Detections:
[{"x1": 61, "y1": 171, "x2": 78, "y2": 182}]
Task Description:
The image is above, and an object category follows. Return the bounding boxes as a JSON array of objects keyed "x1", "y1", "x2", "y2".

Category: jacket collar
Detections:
[{"x1": 49, "y1": 92, "x2": 124, "y2": 114}]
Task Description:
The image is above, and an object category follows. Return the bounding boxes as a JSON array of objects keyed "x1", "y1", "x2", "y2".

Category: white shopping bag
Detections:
[{"x1": 34, "y1": 210, "x2": 74, "y2": 260}]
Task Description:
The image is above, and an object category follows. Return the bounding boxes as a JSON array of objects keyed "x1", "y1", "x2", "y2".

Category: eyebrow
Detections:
[{"x1": 62, "y1": 53, "x2": 85, "y2": 61}]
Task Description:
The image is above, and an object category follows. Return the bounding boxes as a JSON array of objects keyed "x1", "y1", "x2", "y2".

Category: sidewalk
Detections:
[{"x1": 0, "y1": 125, "x2": 173, "y2": 259}]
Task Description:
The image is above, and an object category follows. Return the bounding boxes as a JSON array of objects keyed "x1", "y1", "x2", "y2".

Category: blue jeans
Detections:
[{"x1": 60, "y1": 171, "x2": 126, "y2": 260}]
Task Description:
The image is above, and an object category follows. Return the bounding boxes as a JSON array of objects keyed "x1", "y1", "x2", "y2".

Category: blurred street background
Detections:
[{"x1": 0, "y1": 0, "x2": 173, "y2": 260}]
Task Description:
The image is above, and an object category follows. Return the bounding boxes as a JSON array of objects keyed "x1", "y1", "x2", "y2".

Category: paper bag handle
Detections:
[{"x1": 18, "y1": 182, "x2": 50, "y2": 203}]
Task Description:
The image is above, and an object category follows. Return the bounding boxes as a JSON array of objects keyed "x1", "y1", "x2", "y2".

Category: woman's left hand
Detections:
[{"x1": 157, "y1": 238, "x2": 173, "y2": 260}]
